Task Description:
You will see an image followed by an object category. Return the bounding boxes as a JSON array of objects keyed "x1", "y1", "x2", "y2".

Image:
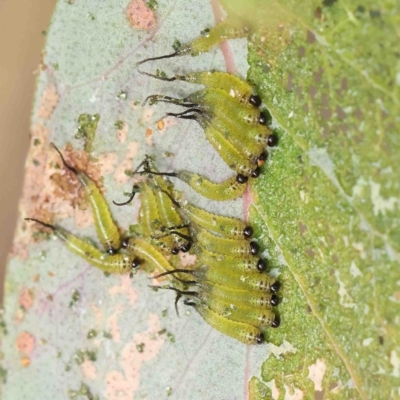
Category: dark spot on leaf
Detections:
[
  {"x1": 378, "y1": 336, "x2": 384, "y2": 345},
  {"x1": 314, "y1": 67, "x2": 324, "y2": 83},
  {"x1": 299, "y1": 221, "x2": 308, "y2": 236},
  {"x1": 369, "y1": 9, "x2": 381, "y2": 18},
  {"x1": 315, "y1": 390, "x2": 325, "y2": 400},
  {"x1": 286, "y1": 73, "x2": 293, "y2": 91},
  {"x1": 329, "y1": 382, "x2": 338, "y2": 391},
  {"x1": 356, "y1": 5, "x2": 365, "y2": 13},
  {"x1": 307, "y1": 30, "x2": 316, "y2": 44},
  {"x1": 321, "y1": 93, "x2": 329, "y2": 107},
  {"x1": 354, "y1": 108, "x2": 363, "y2": 119},
  {"x1": 336, "y1": 106, "x2": 346, "y2": 119},
  {"x1": 298, "y1": 46, "x2": 306, "y2": 58},
  {"x1": 320, "y1": 108, "x2": 332, "y2": 120},
  {"x1": 306, "y1": 248, "x2": 315, "y2": 258},
  {"x1": 322, "y1": 0, "x2": 337, "y2": 6},
  {"x1": 309, "y1": 85, "x2": 317, "y2": 99},
  {"x1": 314, "y1": 7, "x2": 322, "y2": 19}
]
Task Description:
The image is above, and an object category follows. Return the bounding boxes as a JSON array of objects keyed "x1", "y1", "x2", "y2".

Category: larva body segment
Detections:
[
  {"x1": 194, "y1": 245, "x2": 267, "y2": 273},
  {"x1": 176, "y1": 171, "x2": 246, "y2": 201},
  {"x1": 195, "y1": 229, "x2": 258, "y2": 257},
  {"x1": 196, "y1": 117, "x2": 258, "y2": 176},
  {"x1": 195, "y1": 266, "x2": 277, "y2": 293},
  {"x1": 145, "y1": 159, "x2": 191, "y2": 252},
  {"x1": 183, "y1": 203, "x2": 252, "y2": 239},
  {"x1": 123, "y1": 237, "x2": 175, "y2": 275},
  {"x1": 203, "y1": 114, "x2": 266, "y2": 162},
  {"x1": 198, "y1": 291, "x2": 276, "y2": 328},
  {"x1": 189, "y1": 301, "x2": 264, "y2": 345},
  {"x1": 177, "y1": 71, "x2": 258, "y2": 107},
  {"x1": 188, "y1": 89, "x2": 263, "y2": 124},
  {"x1": 200, "y1": 282, "x2": 276, "y2": 309},
  {"x1": 138, "y1": 183, "x2": 177, "y2": 254},
  {"x1": 187, "y1": 19, "x2": 248, "y2": 56}
]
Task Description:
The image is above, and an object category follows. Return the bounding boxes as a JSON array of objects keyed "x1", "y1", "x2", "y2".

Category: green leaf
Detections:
[{"x1": 247, "y1": 1, "x2": 400, "y2": 399}]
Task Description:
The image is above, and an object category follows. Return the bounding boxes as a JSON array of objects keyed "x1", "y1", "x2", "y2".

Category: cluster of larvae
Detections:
[{"x1": 27, "y1": 15, "x2": 281, "y2": 344}]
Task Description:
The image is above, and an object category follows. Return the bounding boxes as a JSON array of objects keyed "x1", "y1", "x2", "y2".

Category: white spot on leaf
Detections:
[
  {"x1": 362, "y1": 338, "x2": 373, "y2": 347},
  {"x1": 335, "y1": 271, "x2": 357, "y2": 309},
  {"x1": 350, "y1": 261, "x2": 362, "y2": 278},
  {"x1": 307, "y1": 359, "x2": 326, "y2": 391}
]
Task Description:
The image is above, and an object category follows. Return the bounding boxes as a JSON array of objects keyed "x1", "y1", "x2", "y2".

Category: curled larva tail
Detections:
[
  {"x1": 25, "y1": 218, "x2": 137, "y2": 274},
  {"x1": 51, "y1": 143, "x2": 121, "y2": 254}
]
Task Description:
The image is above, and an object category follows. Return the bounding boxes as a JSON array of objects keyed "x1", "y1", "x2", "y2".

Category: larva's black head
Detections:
[
  {"x1": 236, "y1": 174, "x2": 248, "y2": 184},
  {"x1": 257, "y1": 259, "x2": 267, "y2": 272},
  {"x1": 258, "y1": 111, "x2": 268, "y2": 125},
  {"x1": 271, "y1": 315, "x2": 281, "y2": 328},
  {"x1": 107, "y1": 248, "x2": 118, "y2": 255},
  {"x1": 270, "y1": 281, "x2": 281, "y2": 293},
  {"x1": 249, "y1": 94, "x2": 262, "y2": 107},
  {"x1": 171, "y1": 247, "x2": 180, "y2": 255},
  {"x1": 270, "y1": 294, "x2": 279, "y2": 307},
  {"x1": 243, "y1": 226, "x2": 253, "y2": 239},
  {"x1": 180, "y1": 242, "x2": 192, "y2": 253},
  {"x1": 251, "y1": 167, "x2": 261, "y2": 178},
  {"x1": 267, "y1": 134, "x2": 278, "y2": 147},
  {"x1": 121, "y1": 238, "x2": 130, "y2": 249},
  {"x1": 256, "y1": 332, "x2": 264, "y2": 344},
  {"x1": 250, "y1": 241, "x2": 259, "y2": 255},
  {"x1": 131, "y1": 258, "x2": 140, "y2": 269},
  {"x1": 257, "y1": 152, "x2": 268, "y2": 162}
]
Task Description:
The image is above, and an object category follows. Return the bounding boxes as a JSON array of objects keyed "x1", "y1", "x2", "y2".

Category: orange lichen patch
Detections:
[
  {"x1": 12, "y1": 132, "x2": 106, "y2": 259},
  {"x1": 156, "y1": 120, "x2": 164, "y2": 130},
  {"x1": 37, "y1": 84, "x2": 59, "y2": 119},
  {"x1": 126, "y1": 0, "x2": 157, "y2": 30},
  {"x1": 16, "y1": 331, "x2": 36, "y2": 356},
  {"x1": 109, "y1": 275, "x2": 139, "y2": 307},
  {"x1": 105, "y1": 314, "x2": 164, "y2": 400},
  {"x1": 107, "y1": 304, "x2": 124, "y2": 343},
  {"x1": 97, "y1": 152, "x2": 118, "y2": 176},
  {"x1": 21, "y1": 357, "x2": 31, "y2": 367},
  {"x1": 156, "y1": 116, "x2": 178, "y2": 135},
  {"x1": 81, "y1": 359, "x2": 97, "y2": 380},
  {"x1": 18, "y1": 288, "x2": 34, "y2": 311},
  {"x1": 113, "y1": 142, "x2": 139, "y2": 184},
  {"x1": 116, "y1": 123, "x2": 128, "y2": 143},
  {"x1": 145, "y1": 127, "x2": 152, "y2": 138}
]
